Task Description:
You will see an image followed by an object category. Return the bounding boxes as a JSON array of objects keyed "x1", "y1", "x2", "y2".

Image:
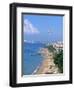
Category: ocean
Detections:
[{"x1": 22, "y1": 42, "x2": 45, "y2": 75}]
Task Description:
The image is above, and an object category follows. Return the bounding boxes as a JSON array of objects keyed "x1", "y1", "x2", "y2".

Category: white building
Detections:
[{"x1": 53, "y1": 42, "x2": 63, "y2": 53}]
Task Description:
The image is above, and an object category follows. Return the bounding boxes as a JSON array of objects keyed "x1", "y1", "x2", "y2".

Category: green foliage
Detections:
[
  {"x1": 54, "y1": 50, "x2": 63, "y2": 73},
  {"x1": 47, "y1": 45, "x2": 56, "y2": 52},
  {"x1": 47, "y1": 45, "x2": 63, "y2": 73}
]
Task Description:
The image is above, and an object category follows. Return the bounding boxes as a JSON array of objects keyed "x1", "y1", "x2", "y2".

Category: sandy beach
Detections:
[{"x1": 33, "y1": 48, "x2": 59, "y2": 74}]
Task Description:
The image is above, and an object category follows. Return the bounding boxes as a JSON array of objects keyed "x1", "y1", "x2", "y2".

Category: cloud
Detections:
[{"x1": 24, "y1": 19, "x2": 40, "y2": 34}]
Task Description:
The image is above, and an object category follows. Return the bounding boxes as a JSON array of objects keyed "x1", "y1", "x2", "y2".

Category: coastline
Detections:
[{"x1": 33, "y1": 48, "x2": 59, "y2": 74}]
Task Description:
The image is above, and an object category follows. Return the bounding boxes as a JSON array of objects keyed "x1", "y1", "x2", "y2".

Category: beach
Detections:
[
  {"x1": 33, "y1": 48, "x2": 59, "y2": 74},
  {"x1": 23, "y1": 42, "x2": 61, "y2": 75}
]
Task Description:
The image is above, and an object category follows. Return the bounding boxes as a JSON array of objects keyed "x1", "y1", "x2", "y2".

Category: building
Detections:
[{"x1": 53, "y1": 42, "x2": 63, "y2": 53}]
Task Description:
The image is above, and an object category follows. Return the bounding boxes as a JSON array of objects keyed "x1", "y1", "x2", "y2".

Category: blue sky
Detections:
[{"x1": 23, "y1": 14, "x2": 63, "y2": 43}]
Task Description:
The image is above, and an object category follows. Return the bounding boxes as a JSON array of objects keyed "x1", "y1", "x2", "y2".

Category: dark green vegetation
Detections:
[
  {"x1": 47, "y1": 45, "x2": 56, "y2": 52},
  {"x1": 47, "y1": 45, "x2": 63, "y2": 73},
  {"x1": 54, "y1": 50, "x2": 63, "y2": 73}
]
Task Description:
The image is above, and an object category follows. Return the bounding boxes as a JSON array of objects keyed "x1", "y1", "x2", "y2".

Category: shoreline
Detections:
[{"x1": 33, "y1": 48, "x2": 59, "y2": 74}]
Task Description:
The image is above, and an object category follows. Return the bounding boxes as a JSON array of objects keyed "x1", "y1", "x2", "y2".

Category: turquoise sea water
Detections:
[{"x1": 22, "y1": 42, "x2": 45, "y2": 75}]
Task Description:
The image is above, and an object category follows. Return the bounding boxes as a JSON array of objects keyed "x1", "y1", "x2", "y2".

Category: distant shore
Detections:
[{"x1": 33, "y1": 48, "x2": 59, "y2": 74}]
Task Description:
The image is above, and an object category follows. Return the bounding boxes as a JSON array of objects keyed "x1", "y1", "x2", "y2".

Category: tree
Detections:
[
  {"x1": 47, "y1": 45, "x2": 56, "y2": 53},
  {"x1": 54, "y1": 50, "x2": 63, "y2": 73}
]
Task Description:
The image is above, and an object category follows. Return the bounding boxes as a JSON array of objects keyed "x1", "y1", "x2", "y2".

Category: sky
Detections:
[{"x1": 23, "y1": 14, "x2": 63, "y2": 43}]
